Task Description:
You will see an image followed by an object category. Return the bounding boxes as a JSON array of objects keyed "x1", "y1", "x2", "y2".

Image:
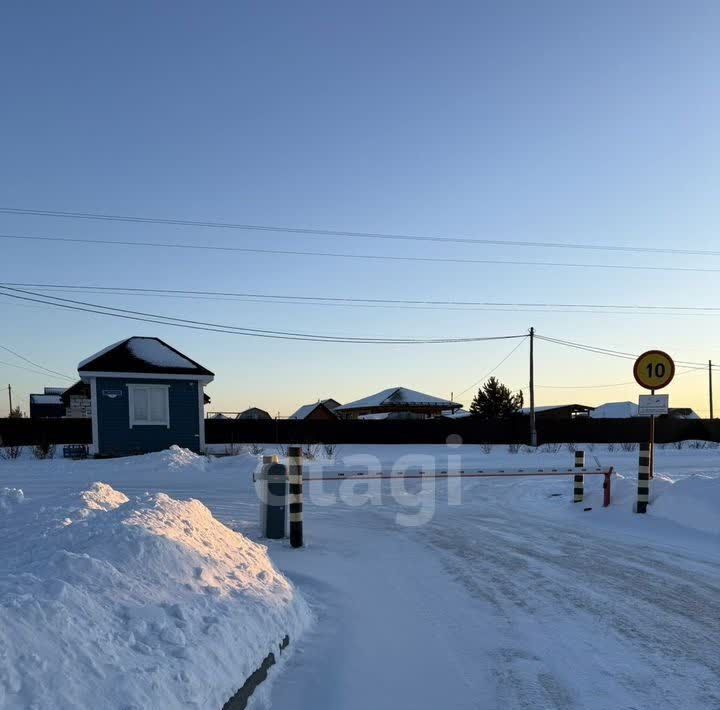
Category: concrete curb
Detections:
[{"x1": 222, "y1": 635, "x2": 290, "y2": 710}]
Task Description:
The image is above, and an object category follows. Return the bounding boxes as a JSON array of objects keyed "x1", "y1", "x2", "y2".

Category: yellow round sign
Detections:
[{"x1": 633, "y1": 350, "x2": 675, "y2": 390}]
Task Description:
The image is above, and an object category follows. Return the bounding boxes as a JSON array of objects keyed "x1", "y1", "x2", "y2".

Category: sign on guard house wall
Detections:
[{"x1": 638, "y1": 394, "x2": 669, "y2": 417}]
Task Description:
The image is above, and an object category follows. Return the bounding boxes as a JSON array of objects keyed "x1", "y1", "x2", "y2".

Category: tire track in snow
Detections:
[{"x1": 419, "y1": 508, "x2": 720, "y2": 709}]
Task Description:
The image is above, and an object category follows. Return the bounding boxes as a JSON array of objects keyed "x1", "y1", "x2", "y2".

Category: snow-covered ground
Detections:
[{"x1": 0, "y1": 443, "x2": 719, "y2": 709}]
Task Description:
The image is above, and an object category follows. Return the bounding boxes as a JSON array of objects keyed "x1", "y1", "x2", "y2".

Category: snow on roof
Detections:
[
  {"x1": 590, "y1": 401, "x2": 639, "y2": 419},
  {"x1": 336, "y1": 387, "x2": 458, "y2": 411},
  {"x1": 78, "y1": 337, "x2": 213, "y2": 377},
  {"x1": 126, "y1": 338, "x2": 196, "y2": 369},
  {"x1": 43, "y1": 387, "x2": 66, "y2": 395},
  {"x1": 670, "y1": 408, "x2": 700, "y2": 419},
  {"x1": 443, "y1": 409, "x2": 472, "y2": 418},
  {"x1": 30, "y1": 394, "x2": 63, "y2": 405},
  {"x1": 519, "y1": 404, "x2": 591, "y2": 414},
  {"x1": 290, "y1": 403, "x2": 322, "y2": 419}
]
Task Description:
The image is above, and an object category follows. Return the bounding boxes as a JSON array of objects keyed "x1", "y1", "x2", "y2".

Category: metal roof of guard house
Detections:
[
  {"x1": 78, "y1": 337, "x2": 214, "y2": 378},
  {"x1": 336, "y1": 387, "x2": 461, "y2": 419}
]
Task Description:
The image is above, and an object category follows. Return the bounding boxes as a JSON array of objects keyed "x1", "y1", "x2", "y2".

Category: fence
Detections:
[
  {"x1": 3, "y1": 415, "x2": 718, "y2": 447},
  {"x1": 204, "y1": 416, "x2": 720, "y2": 446}
]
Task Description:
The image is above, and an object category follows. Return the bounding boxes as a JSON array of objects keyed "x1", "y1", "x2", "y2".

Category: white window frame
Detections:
[{"x1": 127, "y1": 384, "x2": 171, "y2": 428}]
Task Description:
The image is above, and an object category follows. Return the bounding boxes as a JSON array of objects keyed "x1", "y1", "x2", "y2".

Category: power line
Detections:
[
  {"x1": 0, "y1": 286, "x2": 526, "y2": 345},
  {"x1": 2, "y1": 282, "x2": 720, "y2": 317},
  {"x1": 456, "y1": 337, "x2": 528, "y2": 398},
  {"x1": 536, "y1": 334, "x2": 714, "y2": 369},
  {"x1": 535, "y1": 367, "x2": 703, "y2": 390},
  {"x1": 3, "y1": 232, "x2": 720, "y2": 276},
  {"x1": 0, "y1": 358, "x2": 72, "y2": 380},
  {"x1": 0, "y1": 344, "x2": 73, "y2": 380},
  {"x1": 2, "y1": 205, "x2": 720, "y2": 258}
]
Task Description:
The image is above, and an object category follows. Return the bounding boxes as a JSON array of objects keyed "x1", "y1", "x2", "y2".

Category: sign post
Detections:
[{"x1": 632, "y1": 350, "x2": 674, "y2": 510}]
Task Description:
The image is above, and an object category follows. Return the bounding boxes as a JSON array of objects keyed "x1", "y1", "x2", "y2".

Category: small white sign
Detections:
[{"x1": 638, "y1": 394, "x2": 669, "y2": 416}]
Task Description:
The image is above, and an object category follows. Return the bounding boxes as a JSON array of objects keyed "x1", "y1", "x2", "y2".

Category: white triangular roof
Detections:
[
  {"x1": 336, "y1": 387, "x2": 458, "y2": 411},
  {"x1": 590, "y1": 401, "x2": 639, "y2": 418}
]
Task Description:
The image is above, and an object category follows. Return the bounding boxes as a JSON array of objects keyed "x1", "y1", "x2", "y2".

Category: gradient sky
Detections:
[{"x1": 1, "y1": 1, "x2": 719, "y2": 417}]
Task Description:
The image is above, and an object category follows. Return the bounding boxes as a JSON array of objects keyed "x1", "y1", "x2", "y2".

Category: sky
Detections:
[{"x1": 1, "y1": 0, "x2": 720, "y2": 417}]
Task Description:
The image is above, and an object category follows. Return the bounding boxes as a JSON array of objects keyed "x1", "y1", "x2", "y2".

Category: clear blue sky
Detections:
[{"x1": 1, "y1": 1, "x2": 719, "y2": 416}]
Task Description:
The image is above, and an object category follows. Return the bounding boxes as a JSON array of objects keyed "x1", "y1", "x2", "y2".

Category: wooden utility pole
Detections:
[
  {"x1": 7, "y1": 384, "x2": 11, "y2": 415},
  {"x1": 529, "y1": 327, "x2": 537, "y2": 447},
  {"x1": 710, "y1": 360, "x2": 714, "y2": 419}
]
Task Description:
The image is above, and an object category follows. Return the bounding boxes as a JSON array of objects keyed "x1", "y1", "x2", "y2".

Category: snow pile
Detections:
[
  {"x1": 0, "y1": 483, "x2": 310, "y2": 709},
  {"x1": 142, "y1": 444, "x2": 208, "y2": 472},
  {"x1": 0, "y1": 488, "x2": 24, "y2": 512},
  {"x1": 650, "y1": 475, "x2": 720, "y2": 534},
  {"x1": 79, "y1": 481, "x2": 129, "y2": 511}
]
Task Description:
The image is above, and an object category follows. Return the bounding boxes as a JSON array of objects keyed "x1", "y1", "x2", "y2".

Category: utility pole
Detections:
[
  {"x1": 710, "y1": 360, "x2": 714, "y2": 419},
  {"x1": 7, "y1": 384, "x2": 11, "y2": 415},
  {"x1": 529, "y1": 327, "x2": 537, "y2": 447}
]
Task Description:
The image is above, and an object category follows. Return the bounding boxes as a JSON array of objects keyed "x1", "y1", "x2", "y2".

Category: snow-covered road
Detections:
[
  {"x1": 420, "y1": 508, "x2": 720, "y2": 709},
  {"x1": 268, "y1": 478, "x2": 720, "y2": 710}
]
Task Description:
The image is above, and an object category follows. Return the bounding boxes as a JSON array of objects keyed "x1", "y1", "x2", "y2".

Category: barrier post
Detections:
[
  {"x1": 637, "y1": 443, "x2": 651, "y2": 513},
  {"x1": 573, "y1": 450, "x2": 585, "y2": 503},
  {"x1": 258, "y1": 455, "x2": 277, "y2": 534},
  {"x1": 288, "y1": 446, "x2": 303, "y2": 548},
  {"x1": 265, "y1": 462, "x2": 288, "y2": 539},
  {"x1": 603, "y1": 469, "x2": 612, "y2": 507}
]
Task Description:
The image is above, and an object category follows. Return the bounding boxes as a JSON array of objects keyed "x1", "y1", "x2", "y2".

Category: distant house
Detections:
[
  {"x1": 667, "y1": 407, "x2": 700, "y2": 419},
  {"x1": 29, "y1": 388, "x2": 65, "y2": 419},
  {"x1": 591, "y1": 401, "x2": 700, "y2": 419},
  {"x1": 319, "y1": 398, "x2": 341, "y2": 411},
  {"x1": 289, "y1": 400, "x2": 339, "y2": 420},
  {"x1": 78, "y1": 337, "x2": 214, "y2": 457},
  {"x1": 590, "y1": 401, "x2": 638, "y2": 419},
  {"x1": 43, "y1": 387, "x2": 66, "y2": 396},
  {"x1": 520, "y1": 404, "x2": 593, "y2": 420},
  {"x1": 336, "y1": 387, "x2": 460, "y2": 420},
  {"x1": 237, "y1": 407, "x2": 272, "y2": 420},
  {"x1": 442, "y1": 409, "x2": 472, "y2": 419},
  {"x1": 61, "y1": 380, "x2": 92, "y2": 418}
]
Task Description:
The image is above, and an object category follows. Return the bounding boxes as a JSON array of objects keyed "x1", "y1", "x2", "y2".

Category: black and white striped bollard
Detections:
[
  {"x1": 288, "y1": 446, "x2": 303, "y2": 548},
  {"x1": 573, "y1": 450, "x2": 585, "y2": 503},
  {"x1": 637, "y1": 442, "x2": 651, "y2": 514}
]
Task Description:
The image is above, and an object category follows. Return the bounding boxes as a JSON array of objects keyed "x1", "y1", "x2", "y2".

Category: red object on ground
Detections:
[{"x1": 603, "y1": 468, "x2": 614, "y2": 507}]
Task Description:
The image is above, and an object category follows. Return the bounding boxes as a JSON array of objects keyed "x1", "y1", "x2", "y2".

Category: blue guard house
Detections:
[{"x1": 78, "y1": 337, "x2": 214, "y2": 457}]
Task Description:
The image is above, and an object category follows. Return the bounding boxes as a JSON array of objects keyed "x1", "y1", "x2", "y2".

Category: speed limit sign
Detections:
[{"x1": 633, "y1": 350, "x2": 675, "y2": 390}]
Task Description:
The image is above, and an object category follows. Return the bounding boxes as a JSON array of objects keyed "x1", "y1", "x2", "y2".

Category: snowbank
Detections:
[
  {"x1": 149, "y1": 443, "x2": 208, "y2": 472},
  {"x1": 0, "y1": 481, "x2": 310, "y2": 709},
  {"x1": 650, "y1": 475, "x2": 720, "y2": 535}
]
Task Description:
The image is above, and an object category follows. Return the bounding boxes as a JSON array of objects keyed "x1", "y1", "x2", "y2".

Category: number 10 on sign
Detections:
[{"x1": 633, "y1": 350, "x2": 675, "y2": 391}]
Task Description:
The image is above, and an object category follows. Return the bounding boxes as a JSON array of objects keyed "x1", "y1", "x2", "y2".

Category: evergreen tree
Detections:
[{"x1": 469, "y1": 377, "x2": 524, "y2": 420}]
